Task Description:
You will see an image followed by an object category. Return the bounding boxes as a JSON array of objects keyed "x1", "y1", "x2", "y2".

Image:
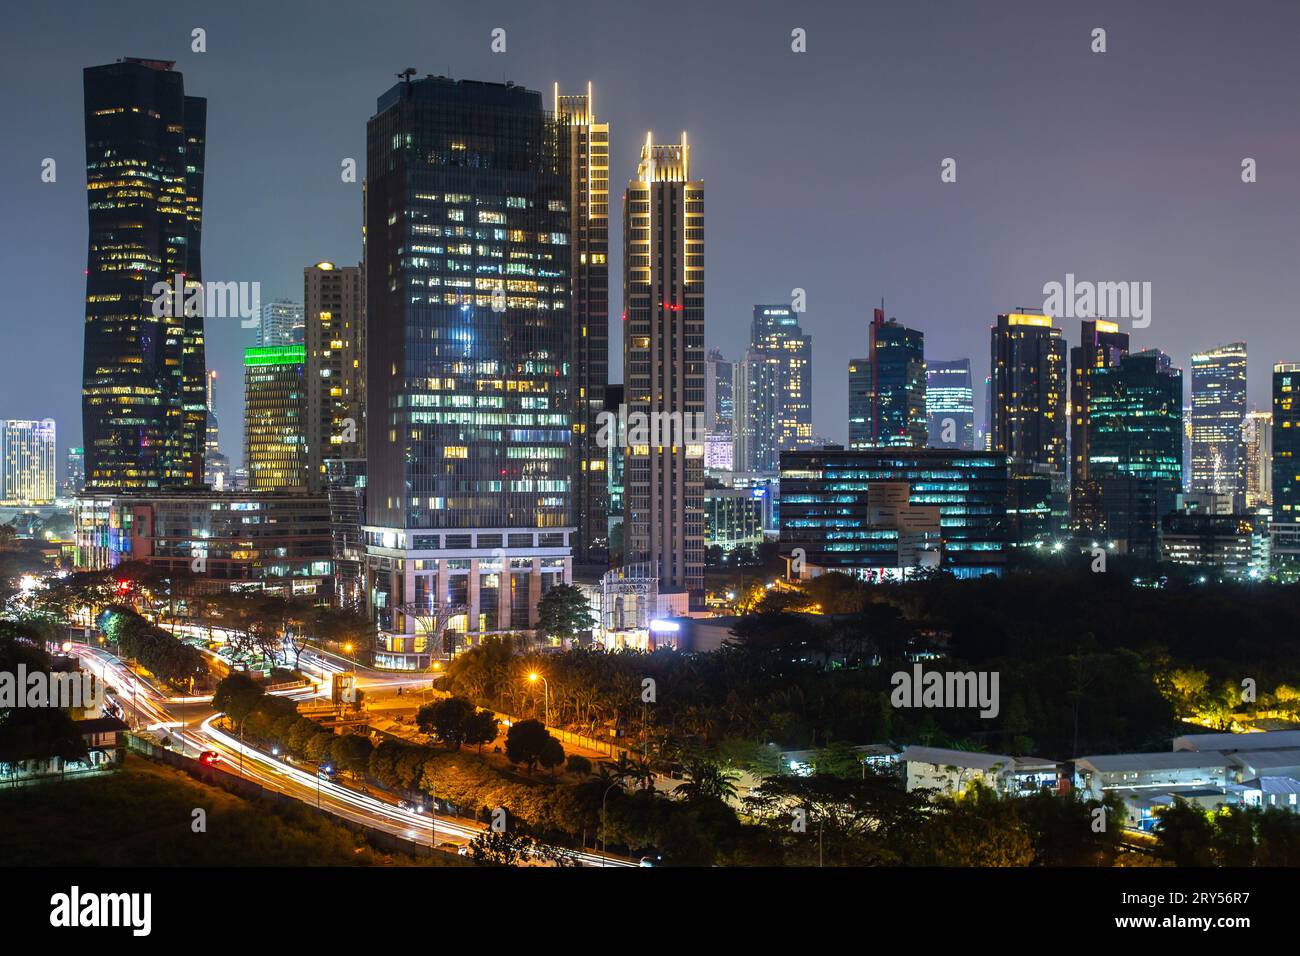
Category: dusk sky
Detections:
[{"x1": 3, "y1": 0, "x2": 1298, "y2": 465}]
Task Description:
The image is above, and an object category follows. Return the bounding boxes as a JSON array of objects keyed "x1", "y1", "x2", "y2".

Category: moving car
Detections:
[{"x1": 198, "y1": 751, "x2": 220, "y2": 766}]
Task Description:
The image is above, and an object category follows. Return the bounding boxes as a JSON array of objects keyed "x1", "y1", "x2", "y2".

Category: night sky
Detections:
[{"x1": 3, "y1": 0, "x2": 1298, "y2": 466}]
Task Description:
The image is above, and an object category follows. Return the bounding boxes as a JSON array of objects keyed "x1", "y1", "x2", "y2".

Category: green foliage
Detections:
[{"x1": 534, "y1": 584, "x2": 597, "y2": 642}]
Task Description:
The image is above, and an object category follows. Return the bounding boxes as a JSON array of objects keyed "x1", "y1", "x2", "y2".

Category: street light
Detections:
[
  {"x1": 527, "y1": 672, "x2": 549, "y2": 728},
  {"x1": 600, "y1": 780, "x2": 620, "y2": 867}
]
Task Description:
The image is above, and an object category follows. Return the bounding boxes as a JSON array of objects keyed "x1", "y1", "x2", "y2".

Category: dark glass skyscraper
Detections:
[
  {"x1": 82, "y1": 58, "x2": 206, "y2": 490},
  {"x1": 1273, "y1": 363, "x2": 1300, "y2": 574},
  {"x1": 751, "y1": 304, "x2": 814, "y2": 452},
  {"x1": 1070, "y1": 319, "x2": 1130, "y2": 530},
  {"x1": 1086, "y1": 349, "x2": 1183, "y2": 558},
  {"x1": 364, "y1": 76, "x2": 574, "y2": 667},
  {"x1": 1190, "y1": 342, "x2": 1248, "y2": 507},
  {"x1": 848, "y1": 309, "x2": 926, "y2": 448}
]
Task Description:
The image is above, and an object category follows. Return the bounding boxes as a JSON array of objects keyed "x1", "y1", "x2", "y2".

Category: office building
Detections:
[
  {"x1": 82, "y1": 58, "x2": 206, "y2": 490},
  {"x1": 1161, "y1": 513, "x2": 1255, "y2": 579},
  {"x1": 1, "y1": 419, "x2": 57, "y2": 503},
  {"x1": 604, "y1": 384, "x2": 625, "y2": 567},
  {"x1": 779, "y1": 445, "x2": 1009, "y2": 580},
  {"x1": 705, "y1": 348, "x2": 734, "y2": 433},
  {"x1": 704, "y1": 484, "x2": 766, "y2": 554},
  {"x1": 244, "y1": 345, "x2": 308, "y2": 491},
  {"x1": 1273, "y1": 363, "x2": 1300, "y2": 575},
  {"x1": 304, "y1": 261, "x2": 365, "y2": 492},
  {"x1": 1070, "y1": 319, "x2": 1130, "y2": 530},
  {"x1": 751, "y1": 304, "x2": 814, "y2": 452},
  {"x1": 1190, "y1": 343, "x2": 1248, "y2": 508},
  {"x1": 1085, "y1": 350, "x2": 1183, "y2": 559},
  {"x1": 64, "y1": 447, "x2": 85, "y2": 497},
  {"x1": 203, "y1": 370, "x2": 230, "y2": 490},
  {"x1": 623, "y1": 131, "x2": 705, "y2": 602},
  {"x1": 259, "y1": 299, "x2": 305, "y2": 347},
  {"x1": 325, "y1": 458, "x2": 366, "y2": 610},
  {"x1": 1243, "y1": 410, "x2": 1273, "y2": 510},
  {"x1": 556, "y1": 85, "x2": 610, "y2": 564},
  {"x1": 364, "y1": 76, "x2": 576, "y2": 667},
  {"x1": 74, "y1": 490, "x2": 332, "y2": 596},
  {"x1": 926, "y1": 358, "x2": 974, "y2": 450},
  {"x1": 849, "y1": 309, "x2": 926, "y2": 448},
  {"x1": 733, "y1": 349, "x2": 781, "y2": 472}
]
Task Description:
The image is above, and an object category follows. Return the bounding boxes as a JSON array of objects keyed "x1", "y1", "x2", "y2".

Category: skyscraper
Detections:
[
  {"x1": 848, "y1": 309, "x2": 926, "y2": 448},
  {"x1": 623, "y1": 132, "x2": 705, "y2": 602},
  {"x1": 705, "y1": 348, "x2": 734, "y2": 434},
  {"x1": 991, "y1": 311, "x2": 1068, "y2": 541},
  {"x1": 1243, "y1": 410, "x2": 1273, "y2": 510},
  {"x1": 64, "y1": 447, "x2": 85, "y2": 496},
  {"x1": 244, "y1": 345, "x2": 308, "y2": 491},
  {"x1": 304, "y1": 262, "x2": 365, "y2": 492},
  {"x1": 1086, "y1": 350, "x2": 1183, "y2": 558},
  {"x1": 82, "y1": 58, "x2": 206, "y2": 490},
  {"x1": 260, "y1": 299, "x2": 305, "y2": 347},
  {"x1": 556, "y1": 84, "x2": 610, "y2": 565},
  {"x1": 751, "y1": 304, "x2": 814, "y2": 452},
  {"x1": 926, "y1": 359, "x2": 975, "y2": 450},
  {"x1": 364, "y1": 76, "x2": 575, "y2": 667},
  {"x1": 203, "y1": 370, "x2": 230, "y2": 489},
  {"x1": 733, "y1": 349, "x2": 781, "y2": 472},
  {"x1": 1, "y1": 420, "x2": 57, "y2": 504},
  {"x1": 1190, "y1": 343, "x2": 1248, "y2": 507},
  {"x1": 1272, "y1": 363, "x2": 1300, "y2": 574},
  {"x1": 1070, "y1": 319, "x2": 1130, "y2": 530}
]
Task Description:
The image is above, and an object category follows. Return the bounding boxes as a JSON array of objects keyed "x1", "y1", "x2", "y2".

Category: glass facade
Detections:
[
  {"x1": 1190, "y1": 342, "x2": 1248, "y2": 507},
  {"x1": 849, "y1": 309, "x2": 926, "y2": 449},
  {"x1": 925, "y1": 358, "x2": 974, "y2": 450},
  {"x1": 304, "y1": 262, "x2": 365, "y2": 491},
  {"x1": 780, "y1": 446, "x2": 1009, "y2": 578},
  {"x1": 82, "y1": 59, "x2": 206, "y2": 491},
  {"x1": 1070, "y1": 319, "x2": 1130, "y2": 531},
  {"x1": 1, "y1": 419, "x2": 57, "y2": 503},
  {"x1": 751, "y1": 304, "x2": 814, "y2": 452}
]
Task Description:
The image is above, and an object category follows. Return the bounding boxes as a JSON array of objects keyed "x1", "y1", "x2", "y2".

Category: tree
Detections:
[
  {"x1": 566, "y1": 755, "x2": 593, "y2": 777},
  {"x1": 534, "y1": 584, "x2": 596, "y2": 643},
  {"x1": 467, "y1": 828, "x2": 533, "y2": 866},
  {"x1": 329, "y1": 733, "x2": 374, "y2": 776},
  {"x1": 211, "y1": 672, "x2": 266, "y2": 725},
  {"x1": 505, "y1": 718, "x2": 552, "y2": 773},
  {"x1": 538, "y1": 736, "x2": 567, "y2": 777},
  {"x1": 417, "y1": 696, "x2": 478, "y2": 750},
  {"x1": 464, "y1": 709, "x2": 500, "y2": 753},
  {"x1": 676, "y1": 755, "x2": 739, "y2": 803}
]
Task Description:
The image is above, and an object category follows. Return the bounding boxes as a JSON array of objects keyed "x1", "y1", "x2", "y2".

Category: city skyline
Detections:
[{"x1": 5, "y1": 1, "x2": 1299, "y2": 466}]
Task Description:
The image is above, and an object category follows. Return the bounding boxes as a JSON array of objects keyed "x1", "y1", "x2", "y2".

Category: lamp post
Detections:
[
  {"x1": 600, "y1": 780, "x2": 620, "y2": 867},
  {"x1": 528, "y1": 672, "x2": 549, "y2": 728},
  {"x1": 238, "y1": 714, "x2": 248, "y2": 777}
]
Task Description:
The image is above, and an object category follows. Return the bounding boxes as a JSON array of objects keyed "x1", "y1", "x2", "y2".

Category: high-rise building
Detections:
[
  {"x1": 203, "y1": 370, "x2": 230, "y2": 489},
  {"x1": 1190, "y1": 343, "x2": 1248, "y2": 508},
  {"x1": 990, "y1": 311, "x2": 1068, "y2": 539},
  {"x1": 259, "y1": 299, "x2": 305, "y2": 347},
  {"x1": 1, "y1": 420, "x2": 57, "y2": 503},
  {"x1": 926, "y1": 359, "x2": 975, "y2": 450},
  {"x1": 1273, "y1": 363, "x2": 1300, "y2": 574},
  {"x1": 1243, "y1": 410, "x2": 1273, "y2": 510},
  {"x1": 733, "y1": 349, "x2": 781, "y2": 472},
  {"x1": 1070, "y1": 319, "x2": 1130, "y2": 530},
  {"x1": 604, "y1": 384, "x2": 625, "y2": 567},
  {"x1": 1085, "y1": 350, "x2": 1183, "y2": 558},
  {"x1": 325, "y1": 458, "x2": 367, "y2": 610},
  {"x1": 556, "y1": 85, "x2": 610, "y2": 565},
  {"x1": 751, "y1": 305, "x2": 814, "y2": 452},
  {"x1": 623, "y1": 132, "x2": 705, "y2": 602},
  {"x1": 304, "y1": 262, "x2": 365, "y2": 492},
  {"x1": 64, "y1": 447, "x2": 85, "y2": 496},
  {"x1": 82, "y1": 58, "x2": 206, "y2": 490},
  {"x1": 364, "y1": 76, "x2": 575, "y2": 667},
  {"x1": 705, "y1": 348, "x2": 734, "y2": 434},
  {"x1": 244, "y1": 345, "x2": 308, "y2": 491},
  {"x1": 848, "y1": 309, "x2": 926, "y2": 448}
]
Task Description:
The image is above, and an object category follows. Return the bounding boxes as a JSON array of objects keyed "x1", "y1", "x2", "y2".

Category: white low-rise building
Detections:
[{"x1": 900, "y1": 746, "x2": 1059, "y2": 796}]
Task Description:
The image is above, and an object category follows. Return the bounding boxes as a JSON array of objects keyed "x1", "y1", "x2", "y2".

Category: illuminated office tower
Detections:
[
  {"x1": 623, "y1": 132, "x2": 705, "y2": 602},
  {"x1": 705, "y1": 349, "x2": 734, "y2": 433},
  {"x1": 926, "y1": 359, "x2": 974, "y2": 450},
  {"x1": 304, "y1": 262, "x2": 365, "y2": 492},
  {"x1": 203, "y1": 370, "x2": 230, "y2": 489},
  {"x1": 244, "y1": 345, "x2": 308, "y2": 491},
  {"x1": 82, "y1": 58, "x2": 206, "y2": 490},
  {"x1": 751, "y1": 304, "x2": 814, "y2": 452},
  {"x1": 1086, "y1": 350, "x2": 1183, "y2": 558},
  {"x1": 990, "y1": 311, "x2": 1068, "y2": 541},
  {"x1": 260, "y1": 299, "x2": 305, "y2": 347},
  {"x1": 734, "y1": 349, "x2": 782, "y2": 472},
  {"x1": 1070, "y1": 319, "x2": 1130, "y2": 529},
  {"x1": 1273, "y1": 364, "x2": 1300, "y2": 573},
  {"x1": 848, "y1": 309, "x2": 926, "y2": 448},
  {"x1": 64, "y1": 447, "x2": 85, "y2": 496},
  {"x1": 556, "y1": 84, "x2": 610, "y2": 564},
  {"x1": 1243, "y1": 410, "x2": 1273, "y2": 510},
  {"x1": 1190, "y1": 343, "x2": 1248, "y2": 508},
  {"x1": 364, "y1": 76, "x2": 575, "y2": 667},
  {"x1": 1, "y1": 420, "x2": 57, "y2": 503}
]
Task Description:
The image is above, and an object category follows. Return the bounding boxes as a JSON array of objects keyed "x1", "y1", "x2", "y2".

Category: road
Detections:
[{"x1": 71, "y1": 642, "x2": 635, "y2": 867}]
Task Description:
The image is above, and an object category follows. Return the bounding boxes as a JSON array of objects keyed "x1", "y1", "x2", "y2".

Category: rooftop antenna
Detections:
[{"x1": 398, "y1": 67, "x2": 416, "y2": 83}]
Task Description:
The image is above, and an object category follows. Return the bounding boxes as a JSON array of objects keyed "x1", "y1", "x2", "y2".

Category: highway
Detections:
[{"x1": 71, "y1": 642, "x2": 635, "y2": 867}]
